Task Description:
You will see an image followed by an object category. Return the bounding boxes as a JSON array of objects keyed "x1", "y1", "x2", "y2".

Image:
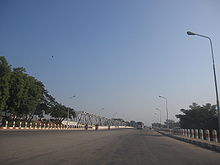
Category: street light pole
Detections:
[
  {"x1": 159, "y1": 96, "x2": 169, "y2": 128},
  {"x1": 156, "y1": 108, "x2": 161, "y2": 128},
  {"x1": 67, "y1": 95, "x2": 76, "y2": 129},
  {"x1": 187, "y1": 31, "x2": 220, "y2": 135}
]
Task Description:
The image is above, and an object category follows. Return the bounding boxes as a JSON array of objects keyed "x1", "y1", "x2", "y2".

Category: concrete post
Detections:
[
  {"x1": 5, "y1": 121, "x2": 8, "y2": 128},
  {"x1": 187, "y1": 129, "x2": 191, "y2": 137},
  {"x1": 212, "y1": 130, "x2": 218, "y2": 142},
  {"x1": 35, "y1": 123, "x2": 37, "y2": 129},
  {"x1": 195, "y1": 129, "x2": 199, "y2": 139},
  {"x1": 205, "y1": 129, "x2": 210, "y2": 142},
  {"x1": 25, "y1": 122, "x2": 28, "y2": 129},
  {"x1": 19, "y1": 122, "x2": 22, "y2": 128},
  {"x1": 185, "y1": 129, "x2": 187, "y2": 137},
  {"x1": 44, "y1": 123, "x2": 46, "y2": 129},
  {"x1": 40, "y1": 123, "x2": 42, "y2": 129},
  {"x1": 199, "y1": 129, "x2": 204, "y2": 140},
  {"x1": 13, "y1": 121, "x2": 16, "y2": 128},
  {"x1": 191, "y1": 129, "x2": 194, "y2": 138}
]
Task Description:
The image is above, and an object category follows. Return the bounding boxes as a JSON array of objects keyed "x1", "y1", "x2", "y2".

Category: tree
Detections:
[
  {"x1": 176, "y1": 103, "x2": 218, "y2": 130},
  {"x1": 34, "y1": 90, "x2": 56, "y2": 120},
  {"x1": 0, "y1": 56, "x2": 11, "y2": 113},
  {"x1": 7, "y1": 67, "x2": 27, "y2": 119},
  {"x1": 50, "y1": 103, "x2": 75, "y2": 124},
  {"x1": 0, "y1": 56, "x2": 76, "y2": 124},
  {"x1": 7, "y1": 67, "x2": 44, "y2": 120}
]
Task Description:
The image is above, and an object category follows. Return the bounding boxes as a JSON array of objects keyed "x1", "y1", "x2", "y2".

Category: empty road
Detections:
[{"x1": 0, "y1": 129, "x2": 220, "y2": 165}]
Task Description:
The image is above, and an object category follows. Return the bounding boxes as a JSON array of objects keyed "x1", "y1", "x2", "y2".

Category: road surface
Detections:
[{"x1": 0, "y1": 129, "x2": 220, "y2": 165}]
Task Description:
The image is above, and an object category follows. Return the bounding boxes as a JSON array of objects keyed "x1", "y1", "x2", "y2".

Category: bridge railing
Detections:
[{"x1": 171, "y1": 128, "x2": 219, "y2": 143}]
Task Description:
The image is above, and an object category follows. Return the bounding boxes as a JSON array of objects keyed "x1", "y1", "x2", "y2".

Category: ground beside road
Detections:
[{"x1": 0, "y1": 129, "x2": 220, "y2": 165}]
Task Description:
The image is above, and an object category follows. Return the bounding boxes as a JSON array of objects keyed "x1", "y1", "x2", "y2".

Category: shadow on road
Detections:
[{"x1": 135, "y1": 133, "x2": 164, "y2": 137}]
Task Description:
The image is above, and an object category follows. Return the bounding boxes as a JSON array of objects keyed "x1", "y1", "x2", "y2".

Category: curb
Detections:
[{"x1": 158, "y1": 131, "x2": 220, "y2": 153}]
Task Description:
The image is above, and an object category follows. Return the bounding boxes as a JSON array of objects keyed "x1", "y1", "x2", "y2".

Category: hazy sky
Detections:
[{"x1": 1, "y1": 0, "x2": 220, "y2": 125}]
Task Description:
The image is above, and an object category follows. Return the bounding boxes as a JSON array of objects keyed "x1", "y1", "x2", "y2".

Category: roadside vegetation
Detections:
[
  {"x1": 0, "y1": 56, "x2": 75, "y2": 125},
  {"x1": 152, "y1": 103, "x2": 218, "y2": 133},
  {"x1": 176, "y1": 103, "x2": 218, "y2": 131}
]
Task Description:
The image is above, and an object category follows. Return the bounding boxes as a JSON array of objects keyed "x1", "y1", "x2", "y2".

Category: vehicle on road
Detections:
[{"x1": 137, "y1": 122, "x2": 144, "y2": 129}]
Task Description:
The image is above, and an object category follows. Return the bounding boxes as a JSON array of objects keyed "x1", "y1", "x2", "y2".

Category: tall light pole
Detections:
[
  {"x1": 159, "y1": 95, "x2": 169, "y2": 128},
  {"x1": 187, "y1": 31, "x2": 220, "y2": 135},
  {"x1": 156, "y1": 108, "x2": 161, "y2": 128},
  {"x1": 67, "y1": 95, "x2": 76, "y2": 129}
]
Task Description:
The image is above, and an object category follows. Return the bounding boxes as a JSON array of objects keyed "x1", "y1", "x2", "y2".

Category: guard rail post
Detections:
[
  {"x1": 19, "y1": 122, "x2": 22, "y2": 129},
  {"x1": 5, "y1": 121, "x2": 8, "y2": 128},
  {"x1": 187, "y1": 129, "x2": 190, "y2": 137},
  {"x1": 195, "y1": 129, "x2": 199, "y2": 139},
  {"x1": 205, "y1": 129, "x2": 210, "y2": 142},
  {"x1": 13, "y1": 121, "x2": 15, "y2": 128},
  {"x1": 191, "y1": 129, "x2": 194, "y2": 138},
  {"x1": 199, "y1": 129, "x2": 204, "y2": 140},
  {"x1": 212, "y1": 130, "x2": 218, "y2": 142}
]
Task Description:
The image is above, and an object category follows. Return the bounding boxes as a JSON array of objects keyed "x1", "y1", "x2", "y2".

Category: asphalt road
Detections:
[{"x1": 0, "y1": 129, "x2": 220, "y2": 165}]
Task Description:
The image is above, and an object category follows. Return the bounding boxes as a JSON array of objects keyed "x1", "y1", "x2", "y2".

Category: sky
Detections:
[{"x1": 1, "y1": 0, "x2": 220, "y2": 126}]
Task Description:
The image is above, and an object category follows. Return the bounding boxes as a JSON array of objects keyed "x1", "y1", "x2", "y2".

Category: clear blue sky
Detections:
[{"x1": 1, "y1": 0, "x2": 220, "y2": 125}]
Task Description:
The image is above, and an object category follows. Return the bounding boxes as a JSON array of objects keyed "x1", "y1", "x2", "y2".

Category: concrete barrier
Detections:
[
  {"x1": 187, "y1": 129, "x2": 190, "y2": 137},
  {"x1": 191, "y1": 129, "x2": 194, "y2": 138},
  {"x1": 204, "y1": 129, "x2": 210, "y2": 142},
  {"x1": 19, "y1": 122, "x2": 22, "y2": 129},
  {"x1": 5, "y1": 121, "x2": 8, "y2": 128},
  {"x1": 0, "y1": 120, "x2": 132, "y2": 131},
  {"x1": 212, "y1": 130, "x2": 218, "y2": 143},
  {"x1": 13, "y1": 121, "x2": 15, "y2": 128},
  {"x1": 199, "y1": 129, "x2": 204, "y2": 140},
  {"x1": 195, "y1": 129, "x2": 198, "y2": 139},
  {"x1": 158, "y1": 130, "x2": 220, "y2": 153}
]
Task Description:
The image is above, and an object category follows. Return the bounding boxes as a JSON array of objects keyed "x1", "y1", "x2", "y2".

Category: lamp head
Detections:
[{"x1": 187, "y1": 31, "x2": 196, "y2": 35}]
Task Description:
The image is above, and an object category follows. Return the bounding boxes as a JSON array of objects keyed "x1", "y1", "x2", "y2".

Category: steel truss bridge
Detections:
[{"x1": 65, "y1": 111, "x2": 126, "y2": 127}]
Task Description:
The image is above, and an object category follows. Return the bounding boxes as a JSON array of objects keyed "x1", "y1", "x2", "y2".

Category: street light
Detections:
[
  {"x1": 67, "y1": 96, "x2": 76, "y2": 128},
  {"x1": 156, "y1": 108, "x2": 162, "y2": 127},
  {"x1": 159, "y1": 95, "x2": 169, "y2": 128},
  {"x1": 187, "y1": 31, "x2": 220, "y2": 135}
]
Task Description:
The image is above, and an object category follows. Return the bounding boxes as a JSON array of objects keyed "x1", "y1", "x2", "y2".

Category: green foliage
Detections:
[
  {"x1": 176, "y1": 103, "x2": 218, "y2": 130},
  {"x1": 50, "y1": 104, "x2": 75, "y2": 123},
  {"x1": 0, "y1": 56, "x2": 76, "y2": 122},
  {"x1": 0, "y1": 56, "x2": 11, "y2": 112}
]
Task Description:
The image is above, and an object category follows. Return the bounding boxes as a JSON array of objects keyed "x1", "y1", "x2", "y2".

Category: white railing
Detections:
[{"x1": 172, "y1": 128, "x2": 219, "y2": 143}]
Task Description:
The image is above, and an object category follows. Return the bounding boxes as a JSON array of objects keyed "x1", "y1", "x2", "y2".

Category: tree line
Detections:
[
  {"x1": 176, "y1": 102, "x2": 218, "y2": 131},
  {"x1": 0, "y1": 56, "x2": 75, "y2": 124},
  {"x1": 151, "y1": 102, "x2": 218, "y2": 132}
]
